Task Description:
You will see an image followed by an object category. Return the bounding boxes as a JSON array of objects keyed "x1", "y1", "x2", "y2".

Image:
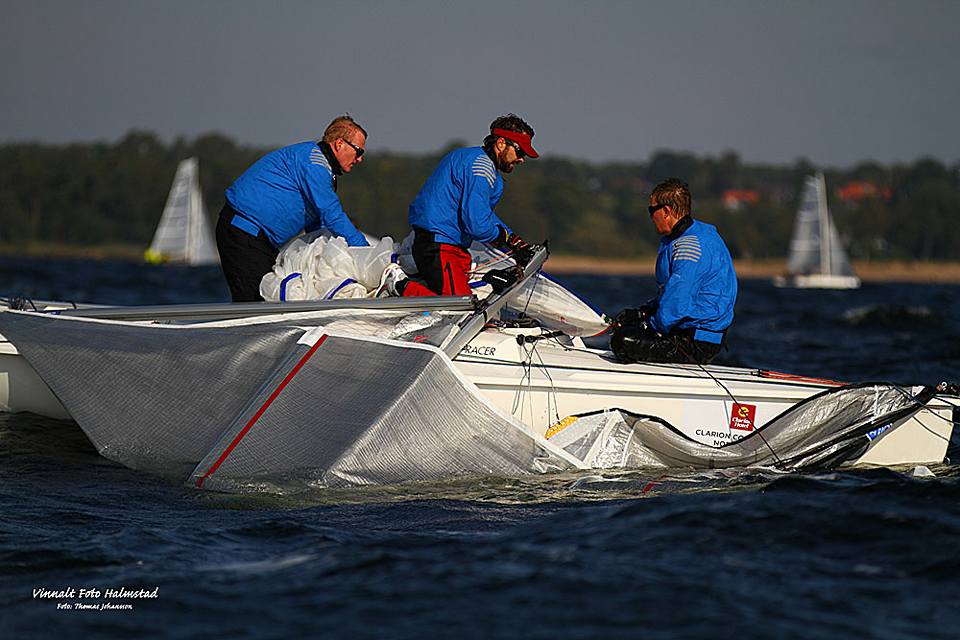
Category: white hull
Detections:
[
  {"x1": 454, "y1": 328, "x2": 955, "y2": 467},
  {"x1": 0, "y1": 342, "x2": 69, "y2": 419},
  {"x1": 773, "y1": 274, "x2": 862, "y2": 290},
  {"x1": 2, "y1": 322, "x2": 953, "y2": 469}
]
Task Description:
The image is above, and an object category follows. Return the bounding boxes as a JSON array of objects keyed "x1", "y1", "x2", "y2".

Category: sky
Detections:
[{"x1": 2, "y1": 0, "x2": 958, "y2": 167}]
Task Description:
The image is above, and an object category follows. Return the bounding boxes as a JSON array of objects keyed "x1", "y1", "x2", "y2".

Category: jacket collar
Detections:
[
  {"x1": 317, "y1": 141, "x2": 344, "y2": 176},
  {"x1": 666, "y1": 215, "x2": 694, "y2": 242}
]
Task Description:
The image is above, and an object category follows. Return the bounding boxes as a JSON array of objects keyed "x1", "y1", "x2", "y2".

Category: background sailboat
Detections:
[
  {"x1": 144, "y1": 158, "x2": 220, "y2": 265},
  {"x1": 773, "y1": 172, "x2": 860, "y2": 289}
]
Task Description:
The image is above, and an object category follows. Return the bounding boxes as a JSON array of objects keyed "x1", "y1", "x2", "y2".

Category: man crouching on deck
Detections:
[
  {"x1": 611, "y1": 178, "x2": 738, "y2": 364},
  {"x1": 216, "y1": 115, "x2": 370, "y2": 302},
  {"x1": 378, "y1": 114, "x2": 539, "y2": 298}
]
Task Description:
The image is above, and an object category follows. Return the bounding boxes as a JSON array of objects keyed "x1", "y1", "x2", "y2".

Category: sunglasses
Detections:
[
  {"x1": 505, "y1": 140, "x2": 527, "y2": 159},
  {"x1": 341, "y1": 138, "x2": 365, "y2": 158},
  {"x1": 648, "y1": 203, "x2": 668, "y2": 216}
]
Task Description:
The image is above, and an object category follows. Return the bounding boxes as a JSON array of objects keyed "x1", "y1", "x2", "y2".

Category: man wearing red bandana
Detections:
[{"x1": 386, "y1": 114, "x2": 539, "y2": 297}]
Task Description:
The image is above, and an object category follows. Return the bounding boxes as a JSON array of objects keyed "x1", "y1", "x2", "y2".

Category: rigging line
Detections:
[
  {"x1": 512, "y1": 336, "x2": 535, "y2": 416},
  {"x1": 887, "y1": 384, "x2": 960, "y2": 429},
  {"x1": 674, "y1": 337, "x2": 786, "y2": 468},
  {"x1": 467, "y1": 254, "x2": 513, "y2": 275},
  {"x1": 531, "y1": 337, "x2": 562, "y2": 425},
  {"x1": 546, "y1": 329, "x2": 787, "y2": 467},
  {"x1": 519, "y1": 266, "x2": 539, "y2": 317}
]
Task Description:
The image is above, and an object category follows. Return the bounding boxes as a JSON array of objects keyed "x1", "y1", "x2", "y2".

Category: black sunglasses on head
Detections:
[
  {"x1": 341, "y1": 138, "x2": 365, "y2": 158},
  {"x1": 648, "y1": 203, "x2": 667, "y2": 216}
]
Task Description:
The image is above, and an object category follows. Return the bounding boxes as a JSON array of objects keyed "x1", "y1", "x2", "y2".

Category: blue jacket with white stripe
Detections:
[
  {"x1": 649, "y1": 218, "x2": 737, "y2": 343},
  {"x1": 225, "y1": 142, "x2": 368, "y2": 248},
  {"x1": 408, "y1": 147, "x2": 508, "y2": 247}
]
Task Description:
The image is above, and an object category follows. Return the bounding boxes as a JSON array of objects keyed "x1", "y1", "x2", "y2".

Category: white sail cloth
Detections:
[
  {"x1": 261, "y1": 230, "x2": 609, "y2": 337},
  {"x1": 0, "y1": 309, "x2": 936, "y2": 494},
  {"x1": 147, "y1": 158, "x2": 220, "y2": 265},
  {"x1": 260, "y1": 232, "x2": 395, "y2": 301},
  {"x1": 546, "y1": 384, "x2": 928, "y2": 472},
  {"x1": 0, "y1": 310, "x2": 567, "y2": 491},
  {"x1": 786, "y1": 173, "x2": 856, "y2": 278}
]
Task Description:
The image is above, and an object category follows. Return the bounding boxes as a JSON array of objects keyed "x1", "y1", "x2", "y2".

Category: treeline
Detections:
[{"x1": 1, "y1": 130, "x2": 958, "y2": 260}]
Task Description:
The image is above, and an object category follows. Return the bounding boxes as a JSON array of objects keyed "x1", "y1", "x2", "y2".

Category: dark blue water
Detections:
[{"x1": 2, "y1": 255, "x2": 959, "y2": 639}]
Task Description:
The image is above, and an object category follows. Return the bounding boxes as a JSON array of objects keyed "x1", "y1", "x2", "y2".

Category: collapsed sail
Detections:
[
  {"x1": 146, "y1": 158, "x2": 220, "y2": 265},
  {"x1": 0, "y1": 307, "x2": 934, "y2": 493},
  {"x1": 0, "y1": 310, "x2": 568, "y2": 491}
]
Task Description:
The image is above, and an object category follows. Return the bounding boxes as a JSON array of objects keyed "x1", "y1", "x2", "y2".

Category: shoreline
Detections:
[
  {"x1": 546, "y1": 256, "x2": 960, "y2": 283},
  {"x1": 3, "y1": 245, "x2": 960, "y2": 284}
]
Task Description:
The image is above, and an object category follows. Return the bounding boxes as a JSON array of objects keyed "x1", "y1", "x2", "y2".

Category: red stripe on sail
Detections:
[{"x1": 196, "y1": 334, "x2": 328, "y2": 488}]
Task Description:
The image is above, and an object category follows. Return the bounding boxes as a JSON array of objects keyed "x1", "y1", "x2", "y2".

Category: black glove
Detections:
[
  {"x1": 494, "y1": 227, "x2": 535, "y2": 266},
  {"x1": 615, "y1": 305, "x2": 656, "y2": 326},
  {"x1": 482, "y1": 267, "x2": 522, "y2": 294},
  {"x1": 638, "y1": 304, "x2": 657, "y2": 321},
  {"x1": 507, "y1": 234, "x2": 535, "y2": 266},
  {"x1": 614, "y1": 308, "x2": 641, "y2": 326}
]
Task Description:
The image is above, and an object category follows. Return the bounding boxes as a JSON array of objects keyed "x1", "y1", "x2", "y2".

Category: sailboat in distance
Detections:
[
  {"x1": 144, "y1": 158, "x2": 220, "y2": 265},
  {"x1": 773, "y1": 172, "x2": 860, "y2": 289}
]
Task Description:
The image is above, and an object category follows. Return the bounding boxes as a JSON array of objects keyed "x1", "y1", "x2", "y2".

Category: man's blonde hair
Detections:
[
  {"x1": 651, "y1": 178, "x2": 691, "y2": 217},
  {"x1": 322, "y1": 115, "x2": 367, "y2": 144}
]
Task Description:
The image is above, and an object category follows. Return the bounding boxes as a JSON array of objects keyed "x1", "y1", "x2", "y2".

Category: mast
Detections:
[
  {"x1": 816, "y1": 172, "x2": 831, "y2": 276},
  {"x1": 187, "y1": 160, "x2": 202, "y2": 263}
]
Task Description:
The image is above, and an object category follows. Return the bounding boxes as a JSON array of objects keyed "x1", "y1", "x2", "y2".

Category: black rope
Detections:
[{"x1": 671, "y1": 338, "x2": 786, "y2": 468}]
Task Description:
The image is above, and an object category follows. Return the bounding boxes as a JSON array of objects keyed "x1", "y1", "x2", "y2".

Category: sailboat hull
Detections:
[
  {"x1": 0, "y1": 316, "x2": 953, "y2": 469},
  {"x1": 773, "y1": 274, "x2": 862, "y2": 289}
]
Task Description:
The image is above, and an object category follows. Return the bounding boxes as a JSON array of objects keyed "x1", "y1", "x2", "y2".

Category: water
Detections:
[{"x1": 2, "y1": 255, "x2": 960, "y2": 639}]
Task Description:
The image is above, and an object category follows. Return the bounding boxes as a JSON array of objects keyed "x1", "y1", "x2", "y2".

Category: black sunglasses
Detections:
[
  {"x1": 505, "y1": 140, "x2": 527, "y2": 159},
  {"x1": 648, "y1": 203, "x2": 668, "y2": 216},
  {"x1": 341, "y1": 138, "x2": 365, "y2": 158}
]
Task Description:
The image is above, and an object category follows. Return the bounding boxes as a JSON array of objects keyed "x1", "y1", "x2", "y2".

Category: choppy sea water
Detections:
[{"x1": 2, "y1": 255, "x2": 959, "y2": 639}]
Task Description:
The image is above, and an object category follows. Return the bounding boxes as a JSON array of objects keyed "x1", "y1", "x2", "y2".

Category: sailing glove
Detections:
[
  {"x1": 615, "y1": 305, "x2": 656, "y2": 326},
  {"x1": 494, "y1": 226, "x2": 535, "y2": 266},
  {"x1": 482, "y1": 267, "x2": 523, "y2": 294}
]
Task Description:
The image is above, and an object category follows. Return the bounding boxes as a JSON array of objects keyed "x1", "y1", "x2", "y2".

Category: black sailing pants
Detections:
[
  {"x1": 610, "y1": 321, "x2": 723, "y2": 365},
  {"x1": 215, "y1": 203, "x2": 278, "y2": 302}
]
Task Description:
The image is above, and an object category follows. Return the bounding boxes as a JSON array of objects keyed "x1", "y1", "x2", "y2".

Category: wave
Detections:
[{"x1": 842, "y1": 304, "x2": 942, "y2": 328}]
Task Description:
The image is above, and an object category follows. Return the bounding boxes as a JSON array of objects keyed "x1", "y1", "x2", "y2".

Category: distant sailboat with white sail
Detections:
[
  {"x1": 773, "y1": 172, "x2": 860, "y2": 289},
  {"x1": 145, "y1": 158, "x2": 220, "y2": 265}
]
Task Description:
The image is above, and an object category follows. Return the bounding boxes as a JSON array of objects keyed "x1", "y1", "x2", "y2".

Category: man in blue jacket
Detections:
[
  {"x1": 384, "y1": 114, "x2": 538, "y2": 297},
  {"x1": 611, "y1": 178, "x2": 738, "y2": 364},
  {"x1": 216, "y1": 115, "x2": 370, "y2": 301}
]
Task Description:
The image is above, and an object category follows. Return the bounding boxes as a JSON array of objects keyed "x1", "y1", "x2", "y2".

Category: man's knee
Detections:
[{"x1": 610, "y1": 323, "x2": 663, "y2": 363}]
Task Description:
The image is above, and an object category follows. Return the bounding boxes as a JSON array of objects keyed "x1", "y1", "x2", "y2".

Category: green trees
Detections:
[{"x1": 0, "y1": 131, "x2": 956, "y2": 261}]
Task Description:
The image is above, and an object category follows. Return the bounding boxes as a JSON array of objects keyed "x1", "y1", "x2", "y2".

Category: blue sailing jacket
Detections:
[
  {"x1": 649, "y1": 218, "x2": 737, "y2": 343},
  {"x1": 408, "y1": 147, "x2": 509, "y2": 247},
  {"x1": 225, "y1": 142, "x2": 368, "y2": 248}
]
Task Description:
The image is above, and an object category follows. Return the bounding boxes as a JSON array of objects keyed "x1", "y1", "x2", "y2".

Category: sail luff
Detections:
[{"x1": 785, "y1": 175, "x2": 822, "y2": 275}]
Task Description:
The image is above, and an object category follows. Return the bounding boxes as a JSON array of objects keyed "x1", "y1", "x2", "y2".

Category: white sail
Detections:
[
  {"x1": 776, "y1": 173, "x2": 859, "y2": 289},
  {"x1": 146, "y1": 158, "x2": 220, "y2": 265}
]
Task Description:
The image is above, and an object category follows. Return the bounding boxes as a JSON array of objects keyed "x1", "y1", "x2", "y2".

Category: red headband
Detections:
[{"x1": 492, "y1": 128, "x2": 539, "y2": 159}]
